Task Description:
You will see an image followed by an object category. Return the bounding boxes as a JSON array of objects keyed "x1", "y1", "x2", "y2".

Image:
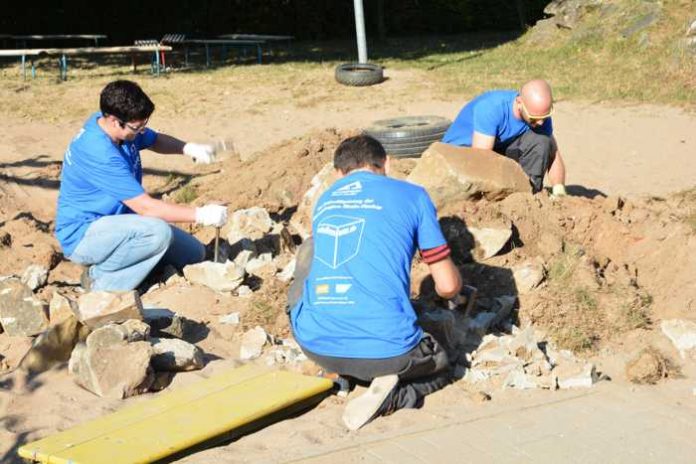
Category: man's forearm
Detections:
[
  {"x1": 124, "y1": 193, "x2": 196, "y2": 223},
  {"x1": 548, "y1": 150, "x2": 566, "y2": 185},
  {"x1": 150, "y1": 133, "x2": 186, "y2": 155}
]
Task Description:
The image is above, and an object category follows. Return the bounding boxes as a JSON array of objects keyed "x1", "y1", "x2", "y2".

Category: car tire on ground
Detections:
[
  {"x1": 335, "y1": 63, "x2": 384, "y2": 87},
  {"x1": 364, "y1": 115, "x2": 451, "y2": 158}
]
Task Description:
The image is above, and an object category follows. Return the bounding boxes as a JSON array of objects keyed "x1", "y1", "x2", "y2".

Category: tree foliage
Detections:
[{"x1": 2, "y1": 0, "x2": 551, "y2": 43}]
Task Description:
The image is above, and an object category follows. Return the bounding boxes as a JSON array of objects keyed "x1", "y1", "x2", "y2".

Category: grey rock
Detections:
[
  {"x1": 49, "y1": 292, "x2": 77, "y2": 325},
  {"x1": 513, "y1": 260, "x2": 545, "y2": 293},
  {"x1": 20, "y1": 264, "x2": 49, "y2": 291},
  {"x1": 407, "y1": 143, "x2": 531, "y2": 210},
  {"x1": 240, "y1": 326, "x2": 268, "y2": 360},
  {"x1": 86, "y1": 324, "x2": 129, "y2": 348},
  {"x1": 236, "y1": 285, "x2": 253, "y2": 297},
  {"x1": 661, "y1": 319, "x2": 696, "y2": 358},
  {"x1": 467, "y1": 226, "x2": 512, "y2": 260},
  {"x1": 688, "y1": 19, "x2": 696, "y2": 37},
  {"x1": 219, "y1": 312, "x2": 240, "y2": 325},
  {"x1": 19, "y1": 315, "x2": 89, "y2": 374},
  {"x1": 226, "y1": 207, "x2": 274, "y2": 244},
  {"x1": 150, "y1": 337, "x2": 204, "y2": 372},
  {"x1": 121, "y1": 319, "x2": 150, "y2": 341},
  {"x1": 277, "y1": 258, "x2": 296, "y2": 283},
  {"x1": 68, "y1": 340, "x2": 154, "y2": 398},
  {"x1": 183, "y1": 261, "x2": 245, "y2": 292},
  {"x1": 556, "y1": 362, "x2": 598, "y2": 389},
  {"x1": 233, "y1": 248, "x2": 258, "y2": 269},
  {"x1": 142, "y1": 307, "x2": 189, "y2": 339},
  {"x1": 75, "y1": 291, "x2": 143, "y2": 329},
  {"x1": 507, "y1": 325, "x2": 546, "y2": 363},
  {"x1": 245, "y1": 253, "x2": 274, "y2": 275},
  {"x1": 0, "y1": 278, "x2": 49, "y2": 336},
  {"x1": 543, "y1": 0, "x2": 603, "y2": 29},
  {"x1": 290, "y1": 162, "x2": 335, "y2": 239}
]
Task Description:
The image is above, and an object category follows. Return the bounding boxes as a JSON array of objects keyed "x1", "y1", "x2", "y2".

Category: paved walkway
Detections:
[{"x1": 289, "y1": 381, "x2": 696, "y2": 464}]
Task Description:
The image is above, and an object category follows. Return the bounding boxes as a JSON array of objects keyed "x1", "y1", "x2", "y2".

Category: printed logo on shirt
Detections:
[
  {"x1": 335, "y1": 283, "x2": 352, "y2": 294},
  {"x1": 315, "y1": 284, "x2": 330, "y2": 295},
  {"x1": 315, "y1": 215, "x2": 365, "y2": 269},
  {"x1": 331, "y1": 181, "x2": 362, "y2": 197}
]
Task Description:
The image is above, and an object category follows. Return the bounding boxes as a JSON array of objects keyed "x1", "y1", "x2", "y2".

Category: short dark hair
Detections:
[
  {"x1": 99, "y1": 80, "x2": 155, "y2": 122},
  {"x1": 334, "y1": 135, "x2": 387, "y2": 174}
]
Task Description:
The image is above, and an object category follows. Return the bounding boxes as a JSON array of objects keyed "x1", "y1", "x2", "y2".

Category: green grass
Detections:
[{"x1": 174, "y1": 184, "x2": 198, "y2": 204}]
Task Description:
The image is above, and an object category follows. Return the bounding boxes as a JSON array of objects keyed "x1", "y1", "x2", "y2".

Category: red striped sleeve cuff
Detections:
[{"x1": 420, "y1": 244, "x2": 451, "y2": 264}]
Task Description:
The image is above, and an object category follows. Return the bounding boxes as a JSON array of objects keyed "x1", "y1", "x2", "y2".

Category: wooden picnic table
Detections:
[
  {"x1": 179, "y1": 38, "x2": 265, "y2": 66},
  {"x1": 0, "y1": 45, "x2": 172, "y2": 80},
  {"x1": 218, "y1": 34, "x2": 294, "y2": 41}
]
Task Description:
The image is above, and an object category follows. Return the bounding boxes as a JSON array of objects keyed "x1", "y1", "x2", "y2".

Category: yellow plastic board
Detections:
[{"x1": 18, "y1": 365, "x2": 333, "y2": 463}]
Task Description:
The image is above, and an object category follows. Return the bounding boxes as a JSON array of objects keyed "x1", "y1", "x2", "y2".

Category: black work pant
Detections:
[
  {"x1": 495, "y1": 130, "x2": 557, "y2": 193},
  {"x1": 302, "y1": 333, "x2": 452, "y2": 411}
]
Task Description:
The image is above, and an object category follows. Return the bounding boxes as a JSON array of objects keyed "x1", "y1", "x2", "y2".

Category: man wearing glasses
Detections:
[
  {"x1": 442, "y1": 79, "x2": 567, "y2": 195},
  {"x1": 55, "y1": 80, "x2": 227, "y2": 291}
]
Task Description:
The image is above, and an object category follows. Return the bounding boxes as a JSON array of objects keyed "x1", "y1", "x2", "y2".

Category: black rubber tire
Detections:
[
  {"x1": 364, "y1": 115, "x2": 451, "y2": 158},
  {"x1": 335, "y1": 63, "x2": 384, "y2": 87}
]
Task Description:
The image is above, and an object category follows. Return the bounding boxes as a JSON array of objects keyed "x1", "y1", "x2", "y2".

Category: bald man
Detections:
[{"x1": 442, "y1": 79, "x2": 566, "y2": 195}]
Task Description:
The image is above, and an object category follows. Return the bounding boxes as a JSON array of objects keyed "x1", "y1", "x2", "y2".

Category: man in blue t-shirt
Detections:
[
  {"x1": 55, "y1": 80, "x2": 228, "y2": 291},
  {"x1": 442, "y1": 79, "x2": 567, "y2": 194},
  {"x1": 290, "y1": 135, "x2": 462, "y2": 430}
]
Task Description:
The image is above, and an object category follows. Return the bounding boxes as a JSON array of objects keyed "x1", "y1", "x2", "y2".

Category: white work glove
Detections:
[
  {"x1": 551, "y1": 184, "x2": 568, "y2": 197},
  {"x1": 195, "y1": 204, "x2": 228, "y2": 227},
  {"x1": 183, "y1": 142, "x2": 216, "y2": 164}
]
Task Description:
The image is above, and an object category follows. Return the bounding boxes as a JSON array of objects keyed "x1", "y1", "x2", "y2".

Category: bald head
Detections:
[{"x1": 519, "y1": 79, "x2": 553, "y2": 117}]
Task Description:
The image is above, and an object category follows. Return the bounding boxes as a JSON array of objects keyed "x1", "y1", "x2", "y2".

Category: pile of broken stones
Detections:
[{"x1": 0, "y1": 205, "x2": 307, "y2": 399}]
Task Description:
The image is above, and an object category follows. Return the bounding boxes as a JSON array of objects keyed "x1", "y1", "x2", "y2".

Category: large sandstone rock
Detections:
[
  {"x1": 75, "y1": 291, "x2": 143, "y2": 329},
  {"x1": 18, "y1": 315, "x2": 89, "y2": 374},
  {"x1": 183, "y1": 261, "x2": 245, "y2": 292},
  {"x1": 226, "y1": 207, "x2": 274, "y2": 244},
  {"x1": 0, "y1": 278, "x2": 49, "y2": 336},
  {"x1": 49, "y1": 292, "x2": 77, "y2": 325},
  {"x1": 68, "y1": 341, "x2": 154, "y2": 398},
  {"x1": 240, "y1": 326, "x2": 269, "y2": 360},
  {"x1": 150, "y1": 338, "x2": 204, "y2": 371},
  {"x1": 290, "y1": 162, "x2": 335, "y2": 238},
  {"x1": 406, "y1": 143, "x2": 531, "y2": 209},
  {"x1": 86, "y1": 321, "x2": 149, "y2": 349}
]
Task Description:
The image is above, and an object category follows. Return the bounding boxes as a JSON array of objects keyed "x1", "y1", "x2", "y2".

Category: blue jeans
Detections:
[{"x1": 68, "y1": 214, "x2": 205, "y2": 291}]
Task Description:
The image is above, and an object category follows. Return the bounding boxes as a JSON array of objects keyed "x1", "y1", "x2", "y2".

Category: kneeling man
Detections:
[
  {"x1": 291, "y1": 135, "x2": 462, "y2": 430},
  {"x1": 442, "y1": 79, "x2": 567, "y2": 195}
]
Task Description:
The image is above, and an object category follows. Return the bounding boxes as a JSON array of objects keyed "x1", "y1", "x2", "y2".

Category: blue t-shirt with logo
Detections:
[
  {"x1": 290, "y1": 171, "x2": 447, "y2": 359},
  {"x1": 442, "y1": 90, "x2": 553, "y2": 148},
  {"x1": 55, "y1": 112, "x2": 157, "y2": 256}
]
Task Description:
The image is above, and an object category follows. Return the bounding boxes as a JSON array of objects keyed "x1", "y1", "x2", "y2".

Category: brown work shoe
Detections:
[{"x1": 342, "y1": 374, "x2": 398, "y2": 431}]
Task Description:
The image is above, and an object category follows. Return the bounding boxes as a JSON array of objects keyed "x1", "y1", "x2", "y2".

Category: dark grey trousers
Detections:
[
  {"x1": 495, "y1": 130, "x2": 557, "y2": 193},
  {"x1": 288, "y1": 238, "x2": 452, "y2": 411},
  {"x1": 302, "y1": 334, "x2": 452, "y2": 411}
]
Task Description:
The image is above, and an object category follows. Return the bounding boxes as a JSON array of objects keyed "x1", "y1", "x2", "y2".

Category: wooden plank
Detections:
[
  {"x1": 18, "y1": 365, "x2": 333, "y2": 464},
  {"x1": 0, "y1": 45, "x2": 172, "y2": 57}
]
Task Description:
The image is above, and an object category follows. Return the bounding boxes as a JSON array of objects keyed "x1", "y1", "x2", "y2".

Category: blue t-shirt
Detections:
[
  {"x1": 290, "y1": 171, "x2": 447, "y2": 359},
  {"x1": 55, "y1": 112, "x2": 157, "y2": 256},
  {"x1": 442, "y1": 90, "x2": 553, "y2": 148}
]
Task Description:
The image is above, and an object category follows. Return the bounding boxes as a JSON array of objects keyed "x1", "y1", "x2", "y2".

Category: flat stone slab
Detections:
[
  {"x1": 0, "y1": 277, "x2": 49, "y2": 336},
  {"x1": 183, "y1": 261, "x2": 245, "y2": 292},
  {"x1": 75, "y1": 291, "x2": 143, "y2": 329}
]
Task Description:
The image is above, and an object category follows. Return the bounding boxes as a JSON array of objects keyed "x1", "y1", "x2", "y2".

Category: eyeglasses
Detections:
[
  {"x1": 115, "y1": 117, "x2": 148, "y2": 133},
  {"x1": 519, "y1": 99, "x2": 554, "y2": 124}
]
